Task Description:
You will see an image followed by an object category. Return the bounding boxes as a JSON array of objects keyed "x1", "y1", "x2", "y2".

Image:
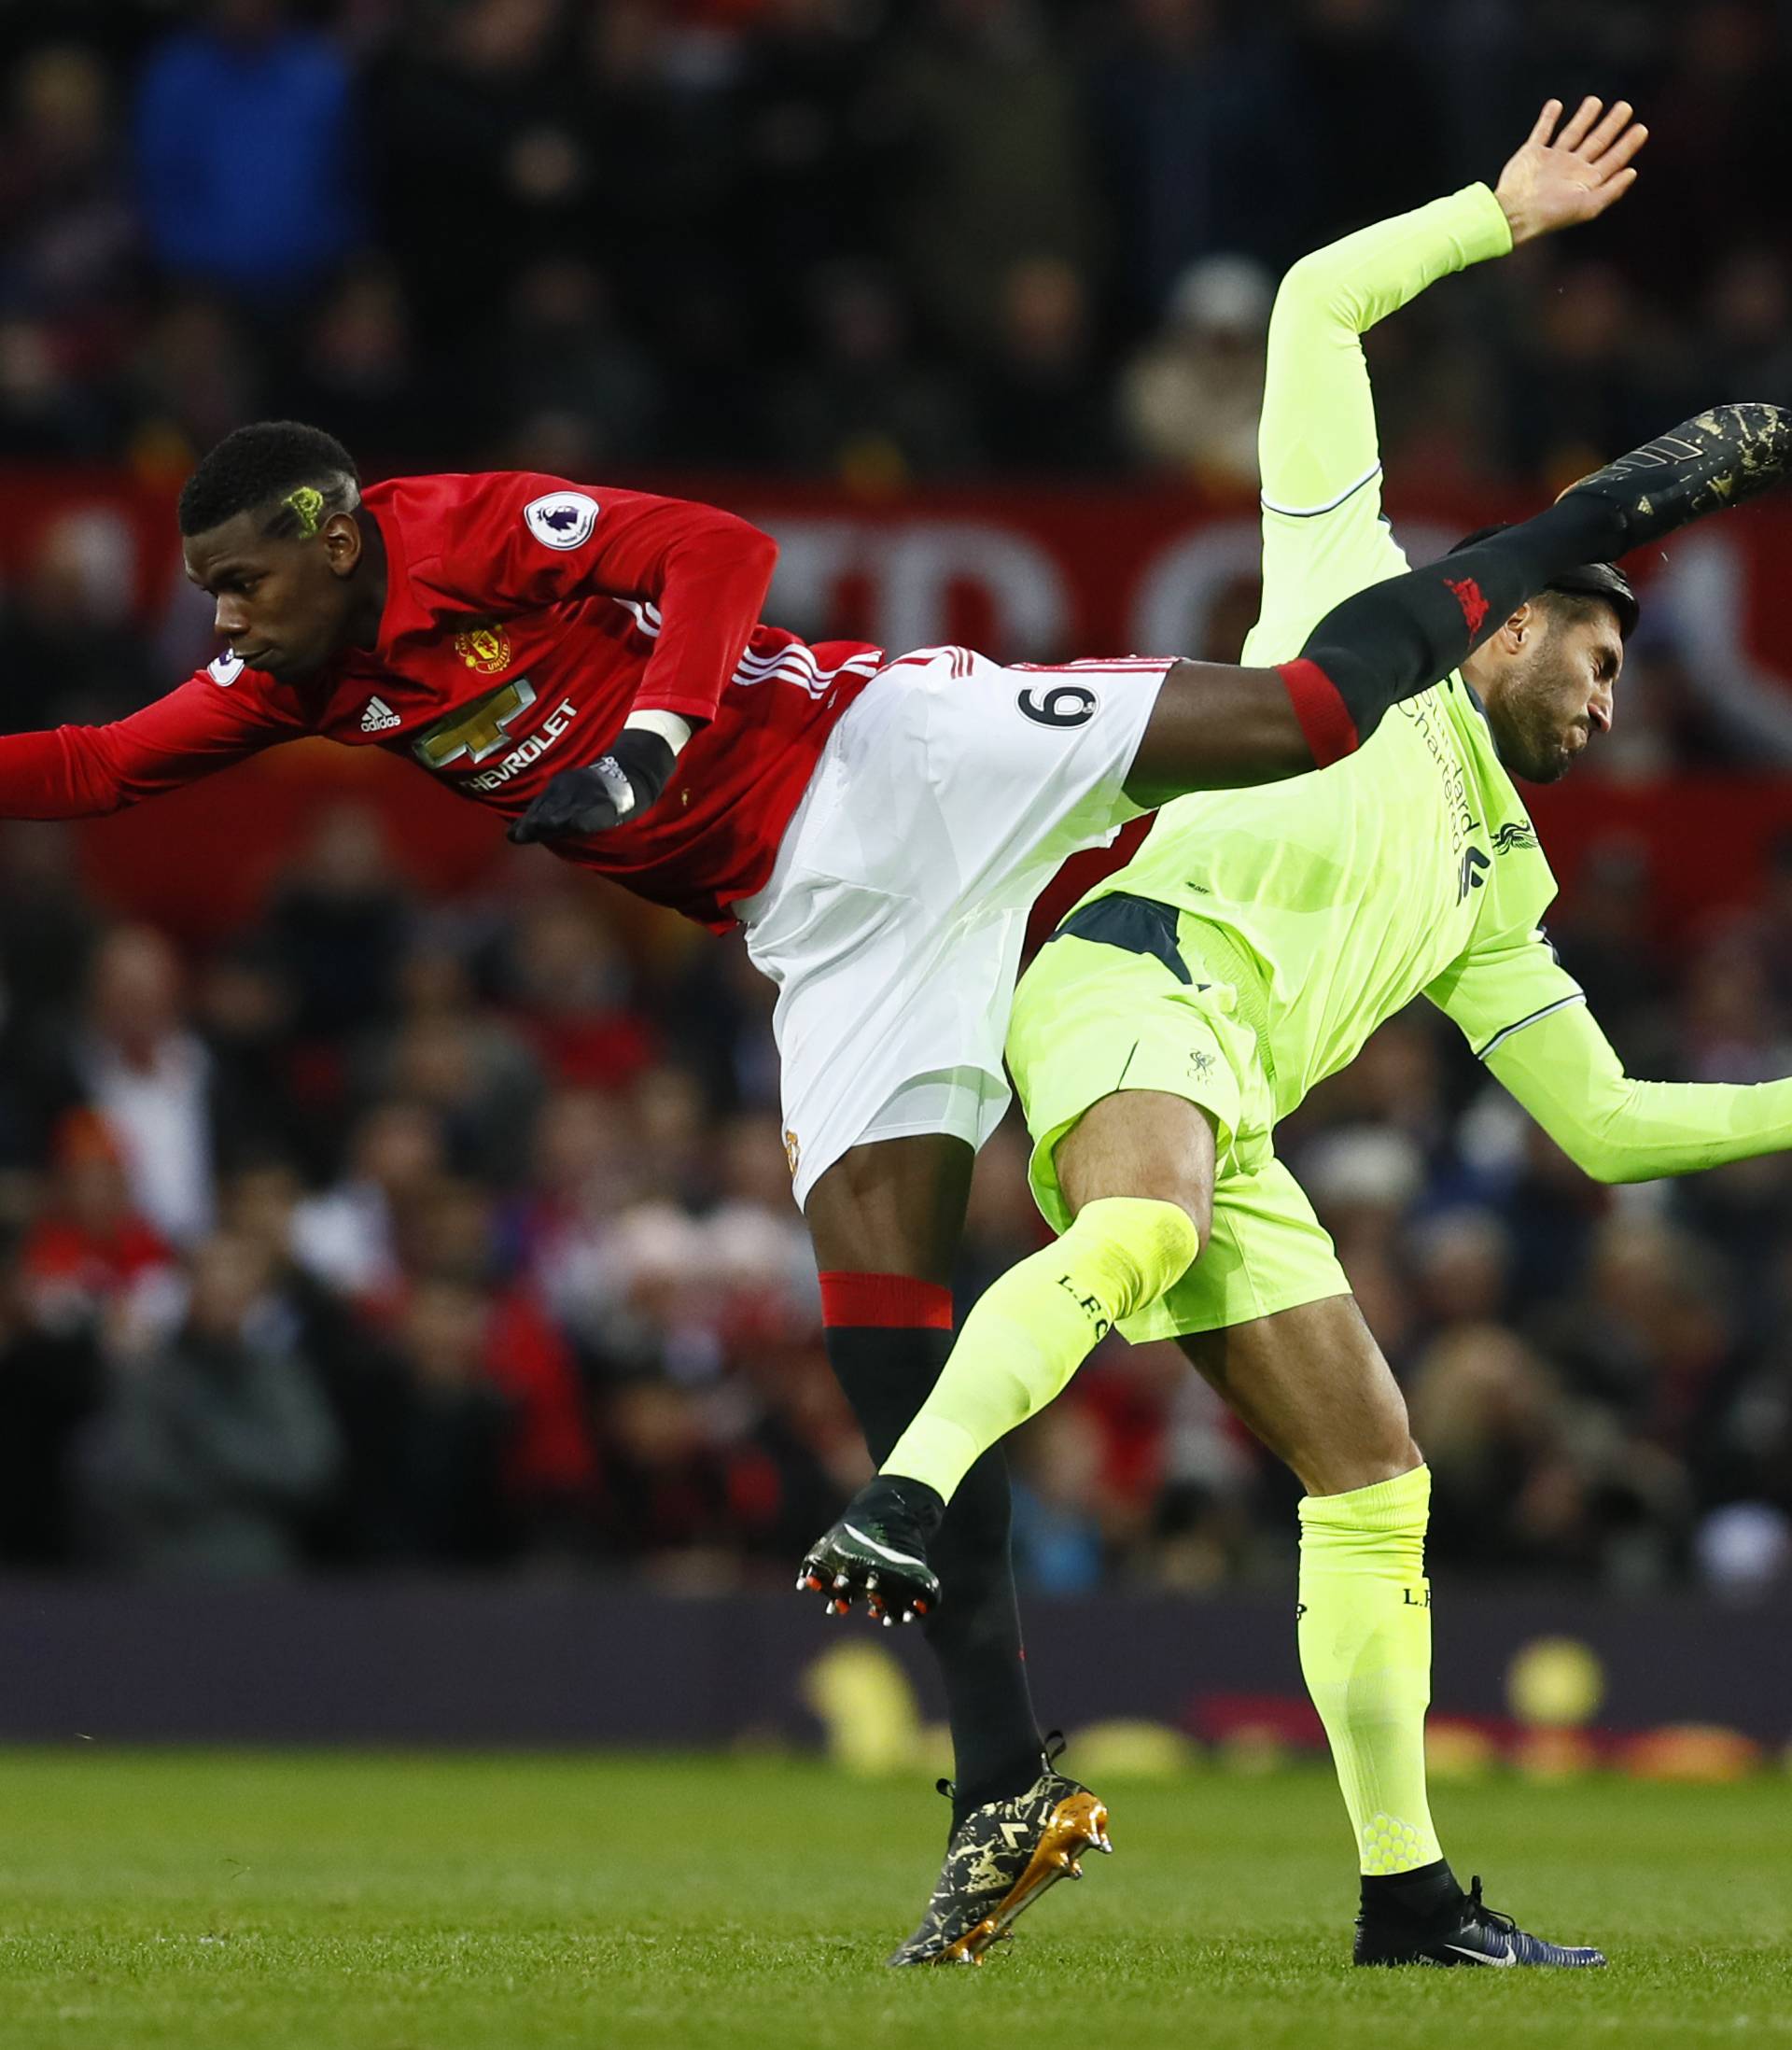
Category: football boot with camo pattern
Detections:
[{"x1": 888, "y1": 1736, "x2": 1112, "y2": 1966}]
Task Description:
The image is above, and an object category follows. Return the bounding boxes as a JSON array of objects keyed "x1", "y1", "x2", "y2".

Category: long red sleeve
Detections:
[
  {"x1": 0, "y1": 670, "x2": 306, "y2": 818},
  {"x1": 413, "y1": 474, "x2": 781, "y2": 728}
]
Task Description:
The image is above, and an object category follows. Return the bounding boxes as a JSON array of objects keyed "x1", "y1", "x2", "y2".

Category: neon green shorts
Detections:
[{"x1": 1007, "y1": 895, "x2": 1349, "y2": 1341}]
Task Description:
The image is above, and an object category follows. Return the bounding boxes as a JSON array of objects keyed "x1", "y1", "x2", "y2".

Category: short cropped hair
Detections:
[{"x1": 177, "y1": 421, "x2": 361, "y2": 541}]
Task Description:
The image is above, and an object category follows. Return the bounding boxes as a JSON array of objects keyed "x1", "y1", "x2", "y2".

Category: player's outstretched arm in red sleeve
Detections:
[{"x1": 0, "y1": 667, "x2": 306, "y2": 817}]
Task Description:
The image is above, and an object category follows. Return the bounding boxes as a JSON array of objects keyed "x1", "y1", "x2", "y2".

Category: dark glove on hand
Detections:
[{"x1": 509, "y1": 728, "x2": 678, "y2": 845}]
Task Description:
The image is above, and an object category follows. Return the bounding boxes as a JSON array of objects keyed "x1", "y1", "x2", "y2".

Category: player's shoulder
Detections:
[{"x1": 371, "y1": 469, "x2": 618, "y2": 585}]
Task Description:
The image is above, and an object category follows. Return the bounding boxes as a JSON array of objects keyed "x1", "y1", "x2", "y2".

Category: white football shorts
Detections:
[{"x1": 735, "y1": 644, "x2": 1172, "y2": 1210}]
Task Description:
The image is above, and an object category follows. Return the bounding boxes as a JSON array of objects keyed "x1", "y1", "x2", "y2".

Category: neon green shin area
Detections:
[
  {"x1": 881, "y1": 1197, "x2": 1200, "y2": 1505},
  {"x1": 1297, "y1": 1464, "x2": 1444, "y2": 1876}
]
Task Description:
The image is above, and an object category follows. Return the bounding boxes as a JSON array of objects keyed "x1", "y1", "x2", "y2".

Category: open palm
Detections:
[{"x1": 1495, "y1": 96, "x2": 1647, "y2": 247}]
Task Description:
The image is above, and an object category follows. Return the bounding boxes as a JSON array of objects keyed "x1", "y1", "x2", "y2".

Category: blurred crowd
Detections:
[
  {"x1": 0, "y1": 794, "x2": 1789, "y2": 1599},
  {"x1": 1, "y1": 0, "x2": 1791, "y2": 491},
  {"x1": 2, "y1": 0, "x2": 1792, "y2": 1602}
]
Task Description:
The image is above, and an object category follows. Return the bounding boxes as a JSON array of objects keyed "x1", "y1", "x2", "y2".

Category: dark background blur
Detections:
[{"x1": 2, "y1": 0, "x2": 1792, "y2": 1610}]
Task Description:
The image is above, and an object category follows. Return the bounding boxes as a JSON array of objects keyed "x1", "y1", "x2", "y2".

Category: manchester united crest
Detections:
[{"x1": 453, "y1": 622, "x2": 512, "y2": 675}]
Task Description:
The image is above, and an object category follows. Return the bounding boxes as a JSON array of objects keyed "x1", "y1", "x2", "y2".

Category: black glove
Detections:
[{"x1": 509, "y1": 728, "x2": 677, "y2": 845}]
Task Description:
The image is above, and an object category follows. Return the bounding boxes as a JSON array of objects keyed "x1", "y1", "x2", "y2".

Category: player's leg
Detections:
[
  {"x1": 1180, "y1": 1289, "x2": 1603, "y2": 1967},
  {"x1": 845, "y1": 1089, "x2": 1211, "y2": 1557},
  {"x1": 804, "y1": 1131, "x2": 1043, "y2": 1812},
  {"x1": 804, "y1": 1130, "x2": 1113, "y2": 1967},
  {"x1": 801, "y1": 923, "x2": 1236, "y2": 1607},
  {"x1": 1124, "y1": 400, "x2": 1792, "y2": 802}
]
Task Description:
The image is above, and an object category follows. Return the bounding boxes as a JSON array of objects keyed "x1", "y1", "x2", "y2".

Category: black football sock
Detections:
[
  {"x1": 1359, "y1": 1858, "x2": 1464, "y2": 1924},
  {"x1": 819, "y1": 1272, "x2": 1043, "y2": 1826},
  {"x1": 1279, "y1": 492, "x2": 1631, "y2": 765}
]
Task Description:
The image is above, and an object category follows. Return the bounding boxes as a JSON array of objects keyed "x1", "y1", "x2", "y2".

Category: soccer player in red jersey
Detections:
[{"x1": 0, "y1": 403, "x2": 1780, "y2": 1957}]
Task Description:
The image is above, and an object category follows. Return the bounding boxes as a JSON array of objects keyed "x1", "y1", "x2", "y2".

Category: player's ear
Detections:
[
  {"x1": 321, "y1": 511, "x2": 362, "y2": 579},
  {"x1": 1499, "y1": 599, "x2": 1534, "y2": 651}
]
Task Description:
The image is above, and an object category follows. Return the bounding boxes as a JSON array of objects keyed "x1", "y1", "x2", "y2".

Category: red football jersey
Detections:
[{"x1": 0, "y1": 471, "x2": 885, "y2": 929}]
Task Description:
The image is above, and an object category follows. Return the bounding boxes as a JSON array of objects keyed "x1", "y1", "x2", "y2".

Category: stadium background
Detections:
[{"x1": 2, "y1": 0, "x2": 1792, "y2": 1756}]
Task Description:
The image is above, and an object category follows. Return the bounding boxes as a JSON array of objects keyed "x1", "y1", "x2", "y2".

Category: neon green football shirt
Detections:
[{"x1": 1074, "y1": 184, "x2": 1584, "y2": 1116}]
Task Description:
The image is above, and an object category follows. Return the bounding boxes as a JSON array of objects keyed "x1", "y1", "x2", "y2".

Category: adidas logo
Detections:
[{"x1": 359, "y1": 696, "x2": 402, "y2": 734}]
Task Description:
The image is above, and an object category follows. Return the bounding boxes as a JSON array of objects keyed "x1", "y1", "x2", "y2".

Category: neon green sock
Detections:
[
  {"x1": 1297, "y1": 1465, "x2": 1445, "y2": 1876},
  {"x1": 882, "y1": 1196, "x2": 1199, "y2": 1504}
]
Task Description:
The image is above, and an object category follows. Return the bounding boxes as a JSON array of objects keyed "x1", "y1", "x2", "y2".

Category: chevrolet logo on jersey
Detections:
[{"x1": 413, "y1": 677, "x2": 537, "y2": 768}]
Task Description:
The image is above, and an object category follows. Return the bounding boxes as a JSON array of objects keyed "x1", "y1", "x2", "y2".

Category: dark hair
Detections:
[{"x1": 177, "y1": 421, "x2": 360, "y2": 540}]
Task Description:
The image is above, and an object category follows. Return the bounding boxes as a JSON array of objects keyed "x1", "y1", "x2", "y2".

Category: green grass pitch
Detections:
[{"x1": 1, "y1": 1749, "x2": 1788, "y2": 2050}]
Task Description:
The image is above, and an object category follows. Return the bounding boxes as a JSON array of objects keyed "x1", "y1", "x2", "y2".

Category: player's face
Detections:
[
  {"x1": 1481, "y1": 601, "x2": 1623, "y2": 784},
  {"x1": 182, "y1": 510, "x2": 360, "y2": 681}
]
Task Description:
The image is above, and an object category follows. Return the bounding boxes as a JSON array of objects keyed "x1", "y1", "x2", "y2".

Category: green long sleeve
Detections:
[
  {"x1": 1488, "y1": 996, "x2": 1792, "y2": 1184},
  {"x1": 1245, "y1": 181, "x2": 1512, "y2": 660}
]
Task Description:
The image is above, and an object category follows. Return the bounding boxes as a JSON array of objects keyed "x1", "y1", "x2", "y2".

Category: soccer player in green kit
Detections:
[{"x1": 801, "y1": 100, "x2": 1792, "y2": 1966}]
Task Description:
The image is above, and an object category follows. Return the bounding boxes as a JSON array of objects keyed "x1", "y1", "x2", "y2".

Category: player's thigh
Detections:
[
  {"x1": 1055, "y1": 1089, "x2": 1217, "y2": 1243},
  {"x1": 1008, "y1": 919, "x2": 1256, "y2": 1242},
  {"x1": 1179, "y1": 1293, "x2": 1419, "y2": 1497},
  {"x1": 805, "y1": 1132, "x2": 975, "y2": 1288}
]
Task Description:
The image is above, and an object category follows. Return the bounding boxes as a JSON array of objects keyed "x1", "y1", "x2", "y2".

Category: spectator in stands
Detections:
[
  {"x1": 134, "y1": 0, "x2": 364, "y2": 299},
  {"x1": 80, "y1": 1228, "x2": 341, "y2": 1575},
  {"x1": 385, "y1": 1273, "x2": 516, "y2": 1565},
  {"x1": 975, "y1": 258, "x2": 1120, "y2": 473},
  {"x1": 1119, "y1": 254, "x2": 1270, "y2": 489},
  {"x1": 0, "y1": 511, "x2": 161, "y2": 726},
  {"x1": 290, "y1": 1099, "x2": 446, "y2": 1305},
  {"x1": 878, "y1": 0, "x2": 1097, "y2": 354},
  {"x1": 1087, "y1": 0, "x2": 1305, "y2": 335},
  {"x1": 277, "y1": 260, "x2": 441, "y2": 470},
  {"x1": 483, "y1": 257, "x2": 664, "y2": 473},
  {"x1": 123, "y1": 294, "x2": 262, "y2": 477},
  {"x1": 265, "y1": 803, "x2": 412, "y2": 1043},
  {"x1": 768, "y1": 260, "x2": 976, "y2": 484},
  {"x1": 63, "y1": 928, "x2": 220, "y2": 1248},
  {"x1": 0, "y1": 46, "x2": 135, "y2": 350}
]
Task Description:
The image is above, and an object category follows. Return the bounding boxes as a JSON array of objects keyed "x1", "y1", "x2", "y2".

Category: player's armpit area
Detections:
[{"x1": 1486, "y1": 996, "x2": 1792, "y2": 1184}]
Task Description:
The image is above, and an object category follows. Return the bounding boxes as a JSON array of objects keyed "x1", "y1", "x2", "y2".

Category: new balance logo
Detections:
[
  {"x1": 1457, "y1": 846, "x2": 1491, "y2": 901},
  {"x1": 359, "y1": 696, "x2": 402, "y2": 734}
]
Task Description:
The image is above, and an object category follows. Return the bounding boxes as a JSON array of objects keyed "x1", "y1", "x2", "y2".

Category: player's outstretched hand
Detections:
[
  {"x1": 509, "y1": 763, "x2": 631, "y2": 843},
  {"x1": 509, "y1": 729, "x2": 678, "y2": 844},
  {"x1": 1495, "y1": 95, "x2": 1646, "y2": 247}
]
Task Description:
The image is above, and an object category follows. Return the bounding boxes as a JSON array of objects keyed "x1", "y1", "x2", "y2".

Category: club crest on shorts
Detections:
[
  {"x1": 524, "y1": 491, "x2": 599, "y2": 551},
  {"x1": 784, "y1": 1128, "x2": 801, "y2": 1177},
  {"x1": 453, "y1": 621, "x2": 512, "y2": 675},
  {"x1": 413, "y1": 676, "x2": 538, "y2": 769}
]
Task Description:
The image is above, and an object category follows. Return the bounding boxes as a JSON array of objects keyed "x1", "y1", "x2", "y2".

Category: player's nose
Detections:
[
  {"x1": 215, "y1": 600, "x2": 249, "y2": 640},
  {"x1": 1588, "y1": 688, "x2": 1614, "y2": 735}
]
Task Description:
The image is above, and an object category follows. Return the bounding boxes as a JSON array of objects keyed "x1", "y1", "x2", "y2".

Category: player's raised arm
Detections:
[
  {"x1": 1249, "y1": 98, "x2": 1646, "y2": 656},
  {"x1": 0, "y1": 663, "x2": 306, "y2": 818},
  {"x1": 427, "y1": 475, "x2": 780, "y2": 846}
]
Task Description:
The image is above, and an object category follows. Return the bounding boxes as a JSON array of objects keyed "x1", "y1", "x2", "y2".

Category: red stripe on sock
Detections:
[
  {"x1": 819, "y1": 1271, "x2": 953, "y2": 1329},
  {"x1": 1277, "y1": 657, "x2": 1359, "y2": 768}
]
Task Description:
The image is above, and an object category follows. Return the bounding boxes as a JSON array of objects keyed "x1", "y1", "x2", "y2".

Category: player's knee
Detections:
[
  {"x1": 1056, "y1": 1092, "x2": 1217, "y2": 1243},
  {"x1": 1299, "y1": 1430, "x2": 1421, "y2": 1500}
]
